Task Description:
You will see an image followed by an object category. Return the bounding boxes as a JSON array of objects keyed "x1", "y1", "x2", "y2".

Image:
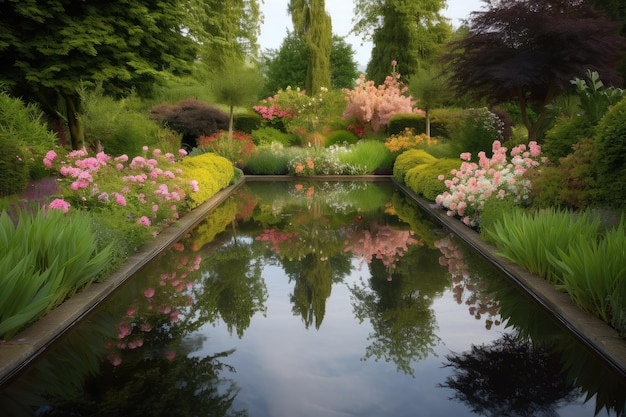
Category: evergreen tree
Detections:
[
  {"x1": 354, "y1": 0, "x2": 452, "y2": 83},
  {"x1": 289, "y1": 0, "x2": 333, "y2": 95}
]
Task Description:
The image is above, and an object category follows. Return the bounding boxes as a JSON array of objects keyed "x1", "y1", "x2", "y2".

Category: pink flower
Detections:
[
  {"x1": 144, "y1": 288, "x2": 155, "y2": 298},
  {"x1": 178, "y1": 149, "x2": 188, "y2": 157},
  {"x1": 137, "y1": 216, "x2": 151, "y2": 226},
  {"x1": 49, "y1": 198, "x2": 70, "y2": 213}
]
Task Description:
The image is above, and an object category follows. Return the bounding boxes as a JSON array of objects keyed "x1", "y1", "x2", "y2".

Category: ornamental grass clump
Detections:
[
  {"x1": 547, "y1": 218, "x2": 626, "y2": 334},
  {"x1": 0, "y1": 208, "x2": 111, "y2": 340},
  {"x1": 486, "y1": 208, "x2": 602, "y2": 286},
  {"x1": 436, "y1": 140, "x2": 543, "y2": 227}
]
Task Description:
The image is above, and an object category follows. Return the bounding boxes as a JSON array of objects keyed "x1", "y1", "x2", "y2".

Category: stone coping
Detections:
[{"x1": 0, "y1": 176, "x2": 624, "y2": 385}]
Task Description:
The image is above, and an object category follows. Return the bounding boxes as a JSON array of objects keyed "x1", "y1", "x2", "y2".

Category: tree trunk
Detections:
[
  {"x1": 65, "y1": 94, "x2": 84, "y2": 150},
  {"x1": 425, "y1": 109, "x2": 431, "y2": 137},
  {"x1": 228, "y1": 104, "x2": 234, "y2": 139}
]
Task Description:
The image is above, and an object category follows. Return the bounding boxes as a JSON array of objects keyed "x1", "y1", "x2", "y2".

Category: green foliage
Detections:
[
  {"x1": 405, "y1": 158, "x2": 459, "y2": 200},
  {"x1": 572, "y1": 70, "x2": 626, "y2": 124},
  {"x1": 336, "y1": 140, "x2": 394, "y2": 174},
  {"x1": 429, "y1": 108, "x2": 465, "y2": 139},
  {"x1": 486, "y1": 208, "x2": 602, "y2": 286},
  {"x1": 251, "y1": 127, "x2": 296, "y2": 147},
  {"x1": 548, "y1": 218, "x2": 626, "y2": 332},
  {"x1": 449, "y1": 108, "x2": 505, "y2": 160},
  {"x1": 0, "y1": 209, "x2": 111, "y2": 340},
  {"x1": 196, "y1": 130, "x2": 257, "y2": 167},
  {"x1": 592, "y1": 97, "x2": 626, "y2": 208},
  {"x1": 0, "y1": 91, "x2": 58, "y2": 180},
  {"x1": 325, "y1": 130, "x2": 358, "y2": 146},
  {"x1": 0, "y1": 133, "x2": 29, "y2": 197},
  {"x1": 244, "y1": 148, "x2": 290, "y2": 175},
  {"x1": 392, "y1": 149, "x2": 437, "y2": 183},
  {"x1": 234, "y1": 112, "x2": 263, "y2": 133},
  {"x1": 542, "y1": 116, "x2": 596, "y2": 162},
  {"x1": 387, "y1": 113, "x2": 427, "y2": 136},
  {"x1": 479, "y1": 195, "x2": 517, "y2": 244},
  {"x1": 528, "y1": 138, "x2": 598, "y2": 210}
]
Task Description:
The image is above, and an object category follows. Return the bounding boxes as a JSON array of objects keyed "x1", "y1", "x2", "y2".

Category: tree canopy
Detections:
[
  {"x1": 261, "y1": 32, "x2": 358, "y2": 97},
  {"x1": 0, "y1": 0, "x2": 199, "y2": 149},
  {"x1": 442, "y1": 0, "x2": 626, "y2": 141},
  {"x1": 288, "y1": 0, "x2": 333, "y2": 95},
  {"x1": 353, "y1": 0, "x2": 452, "y2": 83}
]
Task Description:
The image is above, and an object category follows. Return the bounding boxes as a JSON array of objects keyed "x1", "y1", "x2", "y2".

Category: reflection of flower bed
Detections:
[
  {"x1": 104, "y1": 240, "x2": 202, "y2": 366},
  {"x1": 435, "y1": 234, "x2": 501, "y2": 330},
  {"x1": 343, "y1": 224, "x2": 421, "y2": 280}
]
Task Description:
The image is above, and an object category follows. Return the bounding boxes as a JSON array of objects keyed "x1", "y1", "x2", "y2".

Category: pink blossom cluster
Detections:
[
  {"x1": 105, "y1": 243, "x2": 201, "y2": 367},
  {"x1": 435, "y1": 140, "x2": 543, "y2": 227},
  {"x1": 44, "y1": 146, "x2": 197, "y2": 232},
  {"x1": 253, "y1": 103, "x2": 297, "y2": 120},
  {"x1": 343, "y1": 224, "x2": 420, "y2": 281},
  {"x1": 343, "y1": 73, "x2": 423, "y2": 133}
]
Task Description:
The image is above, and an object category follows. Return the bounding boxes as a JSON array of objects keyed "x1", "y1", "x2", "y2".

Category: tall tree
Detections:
[
  {"x1": 0, "y1": 0, "x2": 197, "y2": 149},
  {"x1": 442, "y1": 0, "x2": 625, "y2": 142},
  {"x1": 184, "y1": 0, "x2": 262, "y2": 70},
  {"x1": 261, "y1": 33, "x2": 358, "y2": 96},
  {"x1": 288, "y1": 0, "x2": 333, "y2": 95},
  {"x1": 587, "y1": 0, "x2": 626, "y2": 79},
  {"x1": 353, "y1": 0, "x2": 452, "y2": 84}
]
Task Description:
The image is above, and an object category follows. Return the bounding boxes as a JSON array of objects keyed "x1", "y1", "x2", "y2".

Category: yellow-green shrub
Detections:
[
  {"x1": 405, "y1": 158, "x2": 459, "y2": 200},
  {"x1": 177, "y1": 153, "x2": 234, "y2": 209},
  {"x1": 392, "y1": 149, "x2": 437, "y2": 183}
]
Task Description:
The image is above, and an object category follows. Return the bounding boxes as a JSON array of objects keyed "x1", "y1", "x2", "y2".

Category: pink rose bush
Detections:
[
  {"x1": 435, "y1": 140, "x2": 544, "y2": 227},
  {"x1": 44, "y1": 146, "x2": 197, "y2": 234}
]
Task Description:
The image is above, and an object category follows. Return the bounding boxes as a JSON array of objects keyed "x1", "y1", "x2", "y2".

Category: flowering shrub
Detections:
[
  {"x1": 45, "y1": 146, "x2": 195, "y2": 233},
  {"x1": 197, "y1": 130, "x2": 257, "y2": 167},
  {"x1": 253, "y1": 86, "x2": 308, "y2": 130},
  {"x1": 435, "y1": 140, "x2": 543, "y2": 227},
  {"x1": 384, "y1": 128, "x2": 438, "y2": 153},
  {"x1": 287, "y1": 149, "x2": 368, "y2": 176},
  {"x1": 343, "y1": 64, "x2": 424, "y2": 133}
]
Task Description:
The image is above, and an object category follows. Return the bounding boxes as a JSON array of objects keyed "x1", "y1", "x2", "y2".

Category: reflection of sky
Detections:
[{"x1": 191, "y1": 259, "x2": 603, "y2": 417}]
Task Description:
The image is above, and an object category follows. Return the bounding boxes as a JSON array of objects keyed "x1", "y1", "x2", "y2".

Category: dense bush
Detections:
[
  {"x1": 449, "y1": 108, "x2": 505, "y2": 160},
  {"x1": 592, "y1": 97, "x2": 626, "y2": 209},
  {"x1": 336, "y1": 140, "x2": 394, "y2": 174},
  {"x1": 478, "y1": 195, "x2": 517, "y2": 244},
  {"x1": 387, "y1": 113, "x2": 426, "y2": 135},
  {"x1": 234, "y1": 112, "x2": 263, "y2": 133},
  {"x1": 405, "y1": 158, "x2": 459, "y2": 200},
  {"x1": 176, "y1": 153, "x2": 234, "y2": 208},
  {"x1": 325, "y1": 129, "x2": 358, "y2": 146},
  {"x1": 244, "y1": 147, "x2": 290, "y2": 175},
  {"x1": 0, "y1": 133, "x2": 29, "y2": 196},
  {"x1": 384, "y1": 128, "x2": 437, "y2": 155},
  {"x1": 150, "y1": 98, "x2": 229, "y2": 148},
  {"x1": 542, "y1": 116, "x2": 596, "y2": 162},
  {"x1": 195, "y1": 130, "x2": 257, "y2": 167},
  {"x1": 392, "y1": 149, "x2": 437, "y2": 183},
  {"x1": 251, "y1": 126, "x2": 295, "y2": 147},
  {"x1": 0, "y1": 91, "x2": 57, "y2": 180}
]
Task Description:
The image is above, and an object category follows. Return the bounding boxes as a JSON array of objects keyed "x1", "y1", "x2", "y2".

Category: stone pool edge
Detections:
[
  {"x1": 0, "y1": 175, "x2": 624, "y2": 384},
  {"x1": 394, "y1": 181, "x2": 626, "y2": 380},
  {"x1": 0, "y1": 179, "x2": 245, "y2": 384}
]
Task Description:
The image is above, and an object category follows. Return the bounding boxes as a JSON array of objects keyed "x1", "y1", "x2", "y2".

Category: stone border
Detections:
[
  {"x1": 0, "y1": 179, "x2": 245, "y2": 384},
  {"x1": 1, "y1": 176, "x2": 624, "y2": 385},
  {"x1": 394, "y1": 181, "x2": 626, "y2": 379}
]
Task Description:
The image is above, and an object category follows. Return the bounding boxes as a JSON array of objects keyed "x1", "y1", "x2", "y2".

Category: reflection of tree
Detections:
[
  {"x1": 440, "y1": 333, "x2": 580, "y2": 417},
  {"x1": 41, "y1": 345, "x2": 246, "y2": 417},
  {"x1": 198, "y1": 239, "x2": 268, "y2": 338},
  {"x1": 349, "y1": 244, "x2": 448, "y2": 376},
  {"x1": 282, "y1": 251, "x2": 351, "y2": 329},
  {"x1": 489, "y1": 278, "x2": 626, "y2": 417}
]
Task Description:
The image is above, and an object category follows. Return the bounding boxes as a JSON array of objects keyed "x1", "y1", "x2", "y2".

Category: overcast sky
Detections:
[{"x1": 258, "y1": 0, "x2": 485, "y2": 66}]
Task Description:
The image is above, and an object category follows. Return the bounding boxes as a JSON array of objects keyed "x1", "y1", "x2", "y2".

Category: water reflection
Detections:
[{"x1": 0, "y1": 180, "x2": 624, "y2": 417}]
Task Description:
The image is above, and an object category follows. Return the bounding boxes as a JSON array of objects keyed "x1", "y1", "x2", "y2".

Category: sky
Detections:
[{"x1": 258, "y1": 0, "x2": 485, "y2": 67}]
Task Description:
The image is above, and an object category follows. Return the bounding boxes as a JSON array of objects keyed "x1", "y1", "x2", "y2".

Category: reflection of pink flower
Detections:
[
  {"x1": 144, "y1": 288, "x2": 155, "y2": 298},
  {"x1": 166, "y1": 351, "x2": 176, "y2": 361}
]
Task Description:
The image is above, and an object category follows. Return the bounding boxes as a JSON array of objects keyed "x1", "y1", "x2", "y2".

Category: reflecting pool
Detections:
[{"x1": 1, "y1": 180, "x2": 624, "y2": 417}]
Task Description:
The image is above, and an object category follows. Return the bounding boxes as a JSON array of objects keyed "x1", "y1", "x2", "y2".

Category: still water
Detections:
[{"x1": 1, "y1": 180, "x2": 624, "y2": 417}]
